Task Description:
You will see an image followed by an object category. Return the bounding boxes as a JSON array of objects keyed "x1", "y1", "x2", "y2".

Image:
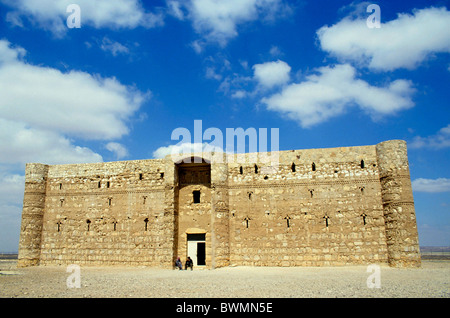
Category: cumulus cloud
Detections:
[
  {"x1": 1, "y1": 0, "x2": 164, "y2": 36},
  {"x1": 0, "y1": 40, "x2": 146, "y2": 141},
  {"x1": 253, "y1": 60, "x2": 291, "y2": 89},
  {"x1": 177, "y1": 0, "x2": 292, "y2": 45},
  {"x1": 105, "y1": 142, "x2": 129, "y2": 160},
  {"x1": 0, "y1": 119, "x2": 103, "y2": 165},
  {"x1": 261, "y1": 63, "x2": 415, "y2": 128},
  {"x1": 317, "y1": 7, "x2": 450, "y2": 71},
  {"x1": 409, "y1": 124, "x2": 450, "y2": 149},
  {"x1": 412, "y1": 178, "x2": 450, "y2": 193},
  {"x1": 0, "y1": 39, "x2": 146, "y2": 166}
]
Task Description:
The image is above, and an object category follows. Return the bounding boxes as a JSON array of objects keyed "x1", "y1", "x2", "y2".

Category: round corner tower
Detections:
[
  {"x1": 376, "y1": 140, "x2": 421, "y2": 267},
  {"x1": 17, "y1": 163, "x2": 49, "y2": 267}
]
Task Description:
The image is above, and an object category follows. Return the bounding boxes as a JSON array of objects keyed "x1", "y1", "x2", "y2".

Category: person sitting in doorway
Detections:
[
  {"x1": 185, "y1": 256, "x2": 193, "y2": 270},
  {"x1": 175, "y1": 257, "x2": 183, "y2": 270}
]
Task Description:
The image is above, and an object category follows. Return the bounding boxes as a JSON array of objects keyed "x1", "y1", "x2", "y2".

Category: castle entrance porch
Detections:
[{"x1": 175, "y1": 158, "x2": 212, "y2": 268}]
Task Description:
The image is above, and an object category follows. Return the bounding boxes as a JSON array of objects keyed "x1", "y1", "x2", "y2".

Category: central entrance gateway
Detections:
[
  {"x1": 187, "y1": 233, "x2": 206, "y2": 266},
  {"x1": 175, "y1": 157, "x2": 212, "y2": 268}
]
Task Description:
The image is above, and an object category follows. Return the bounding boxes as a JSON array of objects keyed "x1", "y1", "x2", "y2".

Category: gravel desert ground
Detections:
[{"x1": 1, "y1": 259, "x2": 449, "y2": 298}]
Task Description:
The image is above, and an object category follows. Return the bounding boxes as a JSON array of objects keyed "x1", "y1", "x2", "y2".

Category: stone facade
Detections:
[{"x1": 17, "y1": 140, "x2": 421, "y2": 268}]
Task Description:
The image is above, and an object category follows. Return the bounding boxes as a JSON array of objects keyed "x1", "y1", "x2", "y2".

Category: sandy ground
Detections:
[{"x1": 0, "y1": 260, "x2": 449, "y2": 298}]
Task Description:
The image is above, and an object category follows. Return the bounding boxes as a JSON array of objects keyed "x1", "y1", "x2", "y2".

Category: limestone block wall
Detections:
[
  {"x1": 227, "y1": 145, "x2": 389, "y2": 266},
  {"x1": 210, "y1": 155, "x2": 230, "y2": 268},
  {"x1": 176, "y1": 177, "x2": 212, "y2": 266},
  {"x1": 37, "y1": 160, "x2": 174, "y2": 267},
  {"x1": 17, "y1": 140, "x2": 420, "y2": 268}
]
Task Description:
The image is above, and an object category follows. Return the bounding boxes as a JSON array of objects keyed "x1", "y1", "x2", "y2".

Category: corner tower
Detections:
[
  {"x1": 17, "y1": 163, "x2": 49, "y2": 267},
  {"x1": 376, "y1": 140, "x2": 421, "y2": 267}
]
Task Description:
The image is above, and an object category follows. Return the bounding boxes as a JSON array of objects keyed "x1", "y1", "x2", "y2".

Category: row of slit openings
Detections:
[{"x1": 239, "y1": 160, "x2": 365, "y2": 174}]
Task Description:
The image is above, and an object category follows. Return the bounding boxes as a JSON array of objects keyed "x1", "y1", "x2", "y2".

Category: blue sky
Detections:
[{"x1": 0, "y1": 0, "x2": 449, "y2": 252}]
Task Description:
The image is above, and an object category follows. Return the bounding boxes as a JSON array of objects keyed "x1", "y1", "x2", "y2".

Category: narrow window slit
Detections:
[
  {"x1": 284, "y1": 215, "x2": 291, "y2": 228},
  {"x1": 291, "y1": 163, "x2": 296, "y2": 172},
  {"x1": 144, "y1": 218, "x2": 149, "y2": 231},
  {"x1": 239, "y1": 166, "x2": 243, "y2": 174},
  {"x1": 244, "y1": 217, "x2": 251, "y2": 229},
  {"x1": 86, "y1": 219, "x2": 91, "y2": 231},
  {"x1": 323, "y1": 215, "x2": 330, "y2": 227},
  {"x1": 361, "y1": 213, "x2": 367, "y2": 225},
  {"x1": 361, "y1": 160, "x2": 365, "y2": 169},
  {"x1": 312, "y1": 162, "x2": 316, "y2": 171}
]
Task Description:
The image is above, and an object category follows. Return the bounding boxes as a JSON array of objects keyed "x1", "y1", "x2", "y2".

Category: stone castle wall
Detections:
[{"x1": 17, "y1": 140, "x2": 421, "y2": 268}]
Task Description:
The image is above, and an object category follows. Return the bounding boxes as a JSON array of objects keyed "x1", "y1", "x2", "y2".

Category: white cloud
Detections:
[
  {"x1": 317, "y1": 7, "x2": 450, "y2": 71},
  {"x1": 1, "y1": 0, "x2": 164, "y2": 36},
  {"x1": 153, "y1": 142, "x2": 224, "y2": 159},
  {"x1": 167, "y1": 0, "x2": 185, "y2": 20},
  {"x1": 409, "y1": 124, "x2": 450, "y2": 149},
  {"x1": 269, "y1": 45, "x2": 282, "y2": 57},
  {"x1": 183, "y1": 0, "x2": 292, "y2": 45},
  {"x1": 0, "y1": 119, "x2": 102, "y2": 165},
  {"x1": 0, "y1": 40, "x2": 147, "y2": 141},
  {"x1": 0, "y1": 173, "x2": 24, "y2": 206},
  {"x1": 412, "y1": 178, "x2": 450, "y2": 193},
  {"x1": 100, "y1": 37, "x2": 130, "y2": 56},
  {"x1": 190, "y1": 39, "x2": 205, "y2": 54},
  {"x1": 261, "y1": 63, "x2": 415, "y2": 128},
  {"x1": 231, "y1": 90, "x2": 247, "y2": 99},
  {"x1": 253, "y1": 60, "x2": 291, "y2": 88},
  {"x1": 205, "y1": 67, "x2": 222, "y2": 81},
  {"x1": 0, "y1": 39, "x2": 148, "y2": 167},
  {"x1": 105, "y1": 142, "x2": 129, "y2": 160}
]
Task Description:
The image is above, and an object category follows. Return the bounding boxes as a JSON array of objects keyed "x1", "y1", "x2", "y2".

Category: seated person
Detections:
[
  {"x1": 175, "y1": 257, "x2": 182, "y2": 270},
  {"x1": 185, "y1": 256, "x2": 193, "y2": 270}
]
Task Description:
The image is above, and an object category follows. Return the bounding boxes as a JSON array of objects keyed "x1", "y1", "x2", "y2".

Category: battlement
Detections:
[{"x1": 17, "y1": 140, "x2": 421, "y2": 268}]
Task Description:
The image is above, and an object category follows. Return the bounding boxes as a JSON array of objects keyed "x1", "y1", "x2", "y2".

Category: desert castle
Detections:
[{"x1": 18, "y1": 139, "x2": 421, "y2": 268}]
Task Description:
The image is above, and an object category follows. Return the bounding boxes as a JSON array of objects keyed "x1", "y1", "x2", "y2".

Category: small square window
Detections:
[{"x1": 193, "y1": 190, "x2": 201, "y2": 204}]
